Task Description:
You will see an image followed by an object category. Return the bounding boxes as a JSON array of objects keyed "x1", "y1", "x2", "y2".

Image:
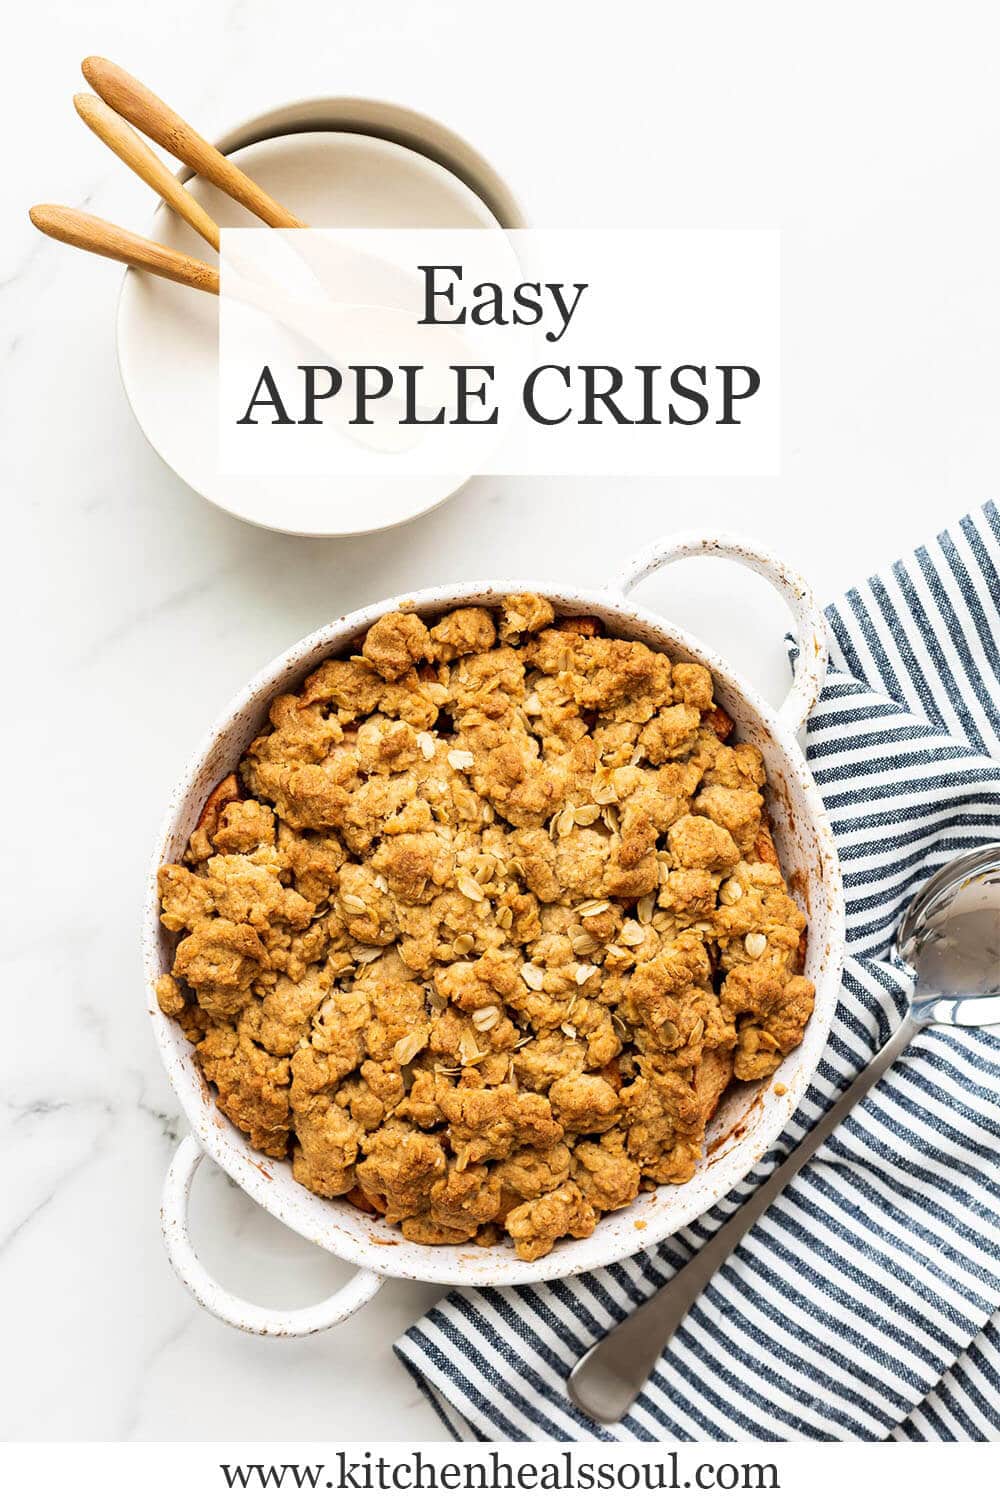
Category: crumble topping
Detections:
[{"x1": 157, "y1": 595, "x2": 813, "y2": 1260}]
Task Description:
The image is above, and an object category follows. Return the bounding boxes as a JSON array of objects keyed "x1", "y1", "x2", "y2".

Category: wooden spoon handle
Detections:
[
  {"x1": 81, "y1": 57, "x2": 306, "y2": 229},
  {"x1": 28, "y1": 205, "x2": 219, "y2": 294},
  {"x1": 74, "y1": 92, "x2": 221, "y2": 251}
]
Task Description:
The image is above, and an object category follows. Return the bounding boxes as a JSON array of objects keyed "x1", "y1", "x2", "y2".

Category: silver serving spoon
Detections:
[{"x1": 567, "y1": 843, "x2": 1000, "y2": 1425}]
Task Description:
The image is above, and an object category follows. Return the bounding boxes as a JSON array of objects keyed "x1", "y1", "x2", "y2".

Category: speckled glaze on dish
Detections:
[{"x1": 146, "y1": 534, "x2": 845, "y2": 1336}]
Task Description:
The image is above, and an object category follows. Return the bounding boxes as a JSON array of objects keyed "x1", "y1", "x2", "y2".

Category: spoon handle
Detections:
[
  {"x1": 28, "y1": 205, "x2": 219, "y2": 294},
  {"x1": 81, "y1": 57, "x2": 307, "y2": 229},
  {"x1": 566, "y1": 1011, "x2": 922, "y2": 1425},
  {"x1": 74, "y1": 93, "x2": 222, "y2": 252}
]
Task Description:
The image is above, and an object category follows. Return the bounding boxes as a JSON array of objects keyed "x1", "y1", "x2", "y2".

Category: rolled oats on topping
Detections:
[{"x1": 157, "y1": 593, "x2": 814, "y2": 1261}]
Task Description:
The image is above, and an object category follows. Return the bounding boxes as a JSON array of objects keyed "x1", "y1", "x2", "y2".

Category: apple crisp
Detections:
[{"x1": 156, "y1": 595, "x2": 814, "y2": 1261}]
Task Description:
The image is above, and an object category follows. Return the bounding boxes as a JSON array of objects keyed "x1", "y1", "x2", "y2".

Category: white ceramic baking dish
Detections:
[{"x1": 145, "y1": 533, "x2": 845, "y2": 1335}]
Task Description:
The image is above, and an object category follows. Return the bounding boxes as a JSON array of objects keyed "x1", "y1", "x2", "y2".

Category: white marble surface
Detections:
[{"x1": 3, "y1": 0, "x2": 999, "y2": 1441}]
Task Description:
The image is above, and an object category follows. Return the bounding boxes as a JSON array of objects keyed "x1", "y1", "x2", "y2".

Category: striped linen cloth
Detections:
[{"x1": 395, "y1": 502, "x2": 1000, "y2": 1442}]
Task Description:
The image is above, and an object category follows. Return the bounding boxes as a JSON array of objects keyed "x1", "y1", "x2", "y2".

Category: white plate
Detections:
[{"x1": 116, "y1": 131, "x2": 503, "y2": 536}]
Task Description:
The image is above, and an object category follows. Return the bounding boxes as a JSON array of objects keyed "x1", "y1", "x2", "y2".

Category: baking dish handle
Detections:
[
  {"x1": 161, "y1": 1135, "x2": 385, "y2": 1337},
  {"x1": 606, "y1": 531, "x2": 829, "y2": 736}
]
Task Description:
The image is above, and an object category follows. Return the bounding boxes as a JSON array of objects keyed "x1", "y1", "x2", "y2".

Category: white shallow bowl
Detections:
[
  {"x1": 146, "y1": 534, "x2": 845, "y2": 1337},
  {"x1": 117, "y1": 125, "x2": 512, "y2": 537}
]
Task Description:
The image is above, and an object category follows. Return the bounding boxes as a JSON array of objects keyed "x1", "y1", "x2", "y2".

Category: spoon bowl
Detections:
[{"x1": 896, "y1": 842, "x2": 1000, "y2": 1011}]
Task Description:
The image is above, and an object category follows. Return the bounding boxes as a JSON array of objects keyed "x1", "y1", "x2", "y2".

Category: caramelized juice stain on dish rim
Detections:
[{"x1": 706, "y1": 1096, "x2": 763, "y2": 1163}]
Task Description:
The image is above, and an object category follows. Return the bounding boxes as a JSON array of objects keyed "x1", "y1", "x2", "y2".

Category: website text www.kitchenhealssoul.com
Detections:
[{"x1": 219, "y1": 1451, "x2": 780, "y2": 1494}]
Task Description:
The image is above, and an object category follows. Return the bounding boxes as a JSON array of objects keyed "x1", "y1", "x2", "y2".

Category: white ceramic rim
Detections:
[
  {"x1": 205, "y1": 95, "x2": 528, "y2": 231},
  {"x1": 146, "y1": 532, "x2": 845, "y2": 1332}
]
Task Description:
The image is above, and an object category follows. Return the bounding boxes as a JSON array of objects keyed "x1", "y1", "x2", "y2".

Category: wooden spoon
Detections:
[
  {"x1": 74, "y1": 92, "x2": 221, "y2": 251},
  {"x1": 28, "y1": 205, "x2": 219, "y2": 294},
  {"x1": 81, "y1": 57, "x2": 307, "y2": 229}
]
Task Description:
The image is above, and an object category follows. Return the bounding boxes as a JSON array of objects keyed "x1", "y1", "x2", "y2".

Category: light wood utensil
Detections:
[
  {"x1": 28, "y1": 205, "x2": 219, "y2": 294},
  {"x1": 81, "y1": 56, "x2": 307, "y2": 229},
  {"x1": 74, "y1": 92, "x2": 221, "y2": 251}
]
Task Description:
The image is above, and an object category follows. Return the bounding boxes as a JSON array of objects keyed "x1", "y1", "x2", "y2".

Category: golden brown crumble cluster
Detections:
[{"x1": 157, "y1": 595, "x2": 814, "y2": 1261}]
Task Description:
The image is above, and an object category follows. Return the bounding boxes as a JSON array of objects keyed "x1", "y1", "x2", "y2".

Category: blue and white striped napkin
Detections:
[{"x1": 395, "y1": 502, "x2": 1000, "y2": 1443}]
